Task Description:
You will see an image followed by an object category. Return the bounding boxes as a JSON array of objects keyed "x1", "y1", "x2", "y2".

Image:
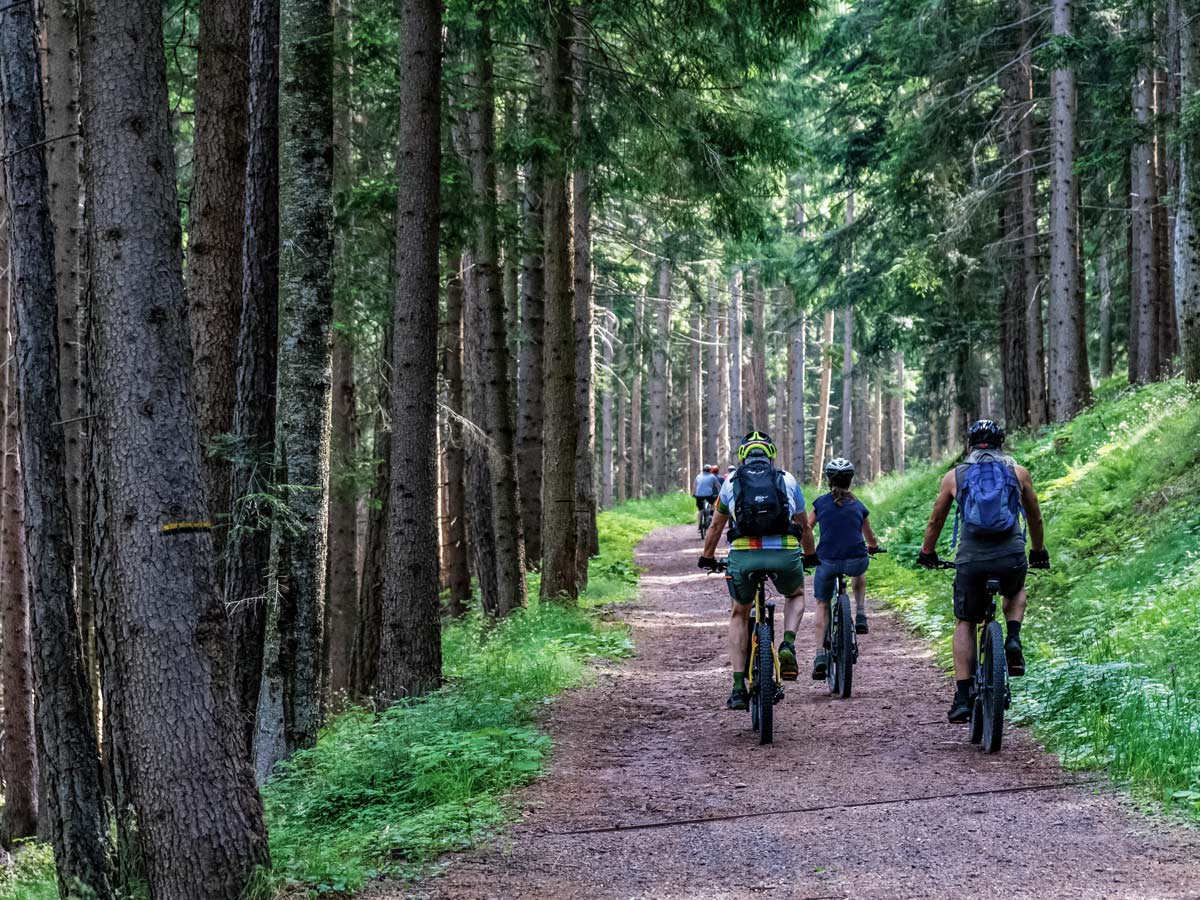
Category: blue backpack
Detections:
[{"x1": 952, "y1": 452, "x2": 1024, "y2": 547}]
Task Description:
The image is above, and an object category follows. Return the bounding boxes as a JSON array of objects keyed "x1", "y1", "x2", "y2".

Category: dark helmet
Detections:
[
  {"x1": 824, "y1": 457, "x2": 855, "y2": 477},
  {"x1": 967, "y1": 419, "x2": 1005, "y2": 449},
  {"x1": 737, "y1": 430, "x2": 777, "y2": 461}
]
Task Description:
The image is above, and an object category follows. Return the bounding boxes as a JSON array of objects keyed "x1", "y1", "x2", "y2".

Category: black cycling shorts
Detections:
[
  {"x1": 695, "y1": 495, "x2": 717, "y2": 511},
  {"x1": 953, "y1": 553, "x2": 1028, "y2": 623}
]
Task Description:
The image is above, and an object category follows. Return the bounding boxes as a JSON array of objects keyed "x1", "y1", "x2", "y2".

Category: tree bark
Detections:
[
  {"x1": 788, "y1": 308, "x2": 806, "y2": 480},
  {"x1": 77, "y1": 0, "x2": 269, "y2": 893},
  {"x1": 0, "y1": 198, "x2": 38, "y2": 846},
  {"x1": 728, "y1": 269, "x2": 743, "y2": 441},
  {"x1": 326, "y1": 0, "x2": 359, "y2": 705},
  {"x1": 614, "y1": 333, "x2": 627, "y2": 504},
  {"x1": 841, "y1": 306, "x2": 854, "y2": 462},
  {"x1": 0, "y1": 7, "x2": 114, "y2": 893},
  {"x1": 1000, "y1": 33, "x2": 1031, "y2": 428},
  {"x1": 40, "y1": 0, "x2": 94, "y2": 724},
  {"x1": 891, "y1": 352, "x2": 906, "y2": 473},
  {"x1": 870, "y1": 377, "x2": 883, "y2": 479},
  {"x1": 750, "y1": 275, "x2": 768, "y2": 430},
  {"x1": 350, "y1": 375, "x2": 388, "y2": 696},
  {"x1": 189, "y1": 0, "x2": 250, "y2": 569},
  {"x1": 1178, "y1": 0, "x2": 1200, "y2": 382},
  {"x1": 1048, "y1": 0, "x2": 1086, "y2": 421},
  {"x1": 225, "y1": 0, "x2": 279, "y2": 753},
  {"x1": 629, "y1": 288, "x2": 643, "y2": 498},
  {"x1": 1018, "y1": 0, "x2": 1047, "y2": 426},
  {"x1": 1131, "y1": 6, "x2": 1159, "y2": 386},
  {"x1": 648, "y1": 260, "x2": 671, "y2": 493},
  {"x1": 517, "y1": 159, "x2": 545, "y2": 561},
  {"x1": 443, "y1": 260, "x2": 471, "y2": 612},
  {"x1": 716, "y1": 288, "x2": 730, "y2": 461},
  {"x1": 704, "y1": 277, "x2": 720, "y2": 464},
  {"x1": 540, "y1": 0, "x2": 578, "y2": 600},
  {"x1": 1154, "y1": 56, "x2": 1178, "y2": 374},
  {"x1": 256, "y1": 0, "x2": 335, "y2": 777},
  {"x1": 460, "y1": 13, "x2": 528, "y2": 616},
  {"x1": 809, "y1": 311, "x2": 834, "y2": 485},
  {"x1": 375, "y1": 0, "x2": 443, "y2": 704},
  {"x1": 689, "y1": 304, "x2": 703, "y2": 472},
  {"x1": 572, "y1": 8, "x2": 597, "y2": 578}
]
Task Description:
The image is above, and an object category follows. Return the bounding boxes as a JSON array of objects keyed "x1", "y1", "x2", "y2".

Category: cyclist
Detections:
[
  {"x1": 698, "y1": 431, "x2": 819, "y2": 710},
  {"x1": 692, "y1": 465, "x2": 722, "y2": 530},
  {"x1": 808, "y1": 458, "x2": 881, "y2": 679},
  {"x1": 917, "y1": 419, "x2": 1050, "y2": 723}
]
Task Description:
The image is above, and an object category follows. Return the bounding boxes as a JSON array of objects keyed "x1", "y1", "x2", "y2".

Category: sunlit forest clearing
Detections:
[{"x1": 2, "y1": 0, "x2": 1200, "y2": 897}]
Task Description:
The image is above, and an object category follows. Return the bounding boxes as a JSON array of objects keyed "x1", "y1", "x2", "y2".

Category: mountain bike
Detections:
[
  {"x1": 936, "y1": 561, "x2": 1008, "y2": 753},
  {"x1": 823, "y1": 547, "x2": 885, "y2": 699},
  {"x1": 715, "y1": 559, "x2": 780, "y2": 745},
  {"x1": 698, "y1": 499, "x2": 715, "y2": 538}
]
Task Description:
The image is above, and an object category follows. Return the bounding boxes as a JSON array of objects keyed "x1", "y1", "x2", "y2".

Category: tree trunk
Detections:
[
  {"x1": 189, "y1": 0, "x2": 250, "y2": 570},
  {"x1": 1098, "y1": 248, "x2": 1114, "y2": 378},
  {"x1": 256, "y1": 0, "x2": 335, "y2": 777},
  {"x1": 689, "y1": 304, "x2": 703, "y2": 472},
  {"x1": 749, "y1": 276, "x2": 768, "y2": 431},
  {"x1": 1048, "y1": 0, "x2": 1086, "y2": 422},
  {"x1": 788, "y1": 309, "x2": 806, "y2": 480},
  {"x1": 648, "y1": 260, "x2": 671, "y2": 493},
  {"x1": 1178, "y1": 0, "x2": 1200, "y2": 382},
  {"x1": 809, "y1": 311, "x2": 835, "y2": 485},
  {"x1": 728, "y1": 269, "x2": 743, "y2": 441},
  {"x1": 443, "y1": 260, "x2": 471, "y2": 612},
  {"x1": 871, "y1": 377, "x2": 883, "y2": 480},
  {"x1": 0, "y1": 8, "x2": 114, "y2": 894},
  {"x1": 0, "y1": 201, "x2": 38, "y2": 846},
  {"x1": 1018, "y1": 0, "x2": 1047, "y2": 426},
  {"x1": 704, "y1": 277, "x2": 720, "y2": 464},
  {"x1": 615, "y1": 334, "x2": 627, "y2": 504},
  {"x1": 40, "y1": 0, "x2": 94, "y2": 726},
  {"x1": 1154, "y1": 58, "x2": 1178, "y2": 374},
  {"x1": 717, "y1": 289, "x2": 730, "y2": 461},
  {"x1": 1000, "y1": 37, "x2": 1031, "y2": 428},
  {"x1": 225, "y1": 0, "x2": 280, "y2": 752},
  {"x1": 325, "y1": 0, "x2": 359, "y2": 706},
  {"x1": 540, "y1": 0, "x2": 578, "y2": 601},
  {"x1": 841, "y1": 306, "x2": 854, "y2": 462},
  {"x1": 350, "y1": 369, "x2": 388, "y2": 695},
  {"x1": 375, "y1": 0, "x2": 443, "y2": 704},
  {"x1": 600, "y1": 309, "x2": 614, "y2": 509},
  {"x1": 572, "y1": 9, "x2": 597, "y2": 579},
  {"x1": 891, "y1": 353, "x2": 906, "y2": 473},
  {"x1": 516, "y1": 159, "x2": 545, "y2": 561},
  {"x1": 77, "y1": 0, "x2": 270, "y2": 893},
  {"x1": 630, "y1": 289, "x2": 643, "y2": 498},
  {"x1": 1131, "y1": 7, "x2": 1159, "y2": 386}
]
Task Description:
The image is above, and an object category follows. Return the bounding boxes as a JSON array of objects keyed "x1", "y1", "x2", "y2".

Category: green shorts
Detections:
[{"x1": 725, "y1": 548, "x2": 805, "y2": 605}]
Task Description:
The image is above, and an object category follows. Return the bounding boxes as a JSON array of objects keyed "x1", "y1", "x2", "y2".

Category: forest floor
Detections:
[{"x1": 389, "y1": 523, "x2": 1200, "y2": 900}]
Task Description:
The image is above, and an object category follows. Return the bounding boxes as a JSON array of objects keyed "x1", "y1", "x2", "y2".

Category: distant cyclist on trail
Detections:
[
  {"x1": 692, "y1": 465, "x2": 722, "y2": 529},
  {"x1": 916, "y1": 419, "x2": 1050, "y2": 723},
  {"x1": 807, "y1": 458, "x2": 882, "y2": 679},
  {"x1": 697, "y1": 431, "x2": 819, "y2": 710}
]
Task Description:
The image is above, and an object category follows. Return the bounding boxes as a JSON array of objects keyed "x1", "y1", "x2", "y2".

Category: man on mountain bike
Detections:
[
  {"x1": 692, "y1": 465, "x2": 722, "y2": 529},
  {"x1": 917, "y1": 419, "x2": 1050, "y2": 723},
  {"x1": 697, "y1": 431, "x2": 819, "y2": 711}
]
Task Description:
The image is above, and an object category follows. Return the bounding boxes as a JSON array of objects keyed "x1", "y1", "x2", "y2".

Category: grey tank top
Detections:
[{"x1": 953, "y1": 451, "x2": 1027, "y2": 563}]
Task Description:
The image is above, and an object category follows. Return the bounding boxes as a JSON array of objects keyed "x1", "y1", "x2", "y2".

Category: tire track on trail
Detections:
[{"x1": 392, "y1": 524, "x2": 1200, "y2": 900}]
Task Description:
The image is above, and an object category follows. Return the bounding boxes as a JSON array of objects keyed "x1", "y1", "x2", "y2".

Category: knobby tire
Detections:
[
  {"x1": 756, "y1": 621, "x2": 774, "y2": 744},
  {"x1": 981, "y1": 621, "x2": 1006, "y2": 753},
  {"x1": 836, "y1": 591, "x2": 854, "y2": 698}
]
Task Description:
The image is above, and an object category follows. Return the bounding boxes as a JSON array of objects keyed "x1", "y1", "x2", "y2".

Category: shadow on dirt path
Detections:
[{"x1": 391, "y1": 524, "x2": 1200, "y2": 899}]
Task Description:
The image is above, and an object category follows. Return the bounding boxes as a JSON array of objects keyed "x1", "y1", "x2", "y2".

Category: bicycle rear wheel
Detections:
[
  {"x1": 835, "y1": 592, "x2": 855, "y2": 698},
  {"x1": 980, "y1": 621, "x2": 1006, "y2": 753},
  {"x1": 756, "y1": 622, "x2": 774, "y2": 744}
]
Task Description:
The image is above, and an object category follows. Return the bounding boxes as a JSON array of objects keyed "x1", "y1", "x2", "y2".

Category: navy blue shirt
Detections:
[{"x1": 813, "y1": 493, "x2": 869, "y2": 560}]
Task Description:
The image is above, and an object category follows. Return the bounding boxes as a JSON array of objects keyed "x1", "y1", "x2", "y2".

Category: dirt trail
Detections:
[{"x1": 400, "y1": 525, "x2": 1200, "y2": 899}]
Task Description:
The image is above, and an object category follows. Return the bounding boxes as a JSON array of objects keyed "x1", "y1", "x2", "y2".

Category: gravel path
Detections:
[{"x1": 395, "y1": 524, "x2": 1200, "y2": 900}]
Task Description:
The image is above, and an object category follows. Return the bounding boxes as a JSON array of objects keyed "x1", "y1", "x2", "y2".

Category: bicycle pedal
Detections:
[{"x1": 773, "y1": 686, "x2": 785, "y2": 703}]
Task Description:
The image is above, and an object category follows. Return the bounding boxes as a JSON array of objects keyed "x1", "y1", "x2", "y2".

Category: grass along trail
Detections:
[{"x1": 398, "y1": 523, "x2": 1200, "y2": 900}]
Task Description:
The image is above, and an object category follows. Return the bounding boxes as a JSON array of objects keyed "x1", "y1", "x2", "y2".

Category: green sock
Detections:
[
  {"x1": 783, "y1": 631, "x2": 796, "y2": 646},
  {"x1": 733, "y1": 672, "x2": 745, "y2": 690}
]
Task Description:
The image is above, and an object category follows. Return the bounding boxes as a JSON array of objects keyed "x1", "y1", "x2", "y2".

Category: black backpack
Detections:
[{"x1": 728, "y1": 459, "x2": 790, "y2": 539}]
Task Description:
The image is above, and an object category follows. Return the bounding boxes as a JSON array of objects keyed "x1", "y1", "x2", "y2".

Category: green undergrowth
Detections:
[
  {"x1": 260, "y1": 492, "x2": 692, "y2": 895},
  {"x1": 861, "y1": 377, "x2": 1200, "y2": 820},
  {"x1": 0, "y1": 494, "x2": 692, "y2": 900}
]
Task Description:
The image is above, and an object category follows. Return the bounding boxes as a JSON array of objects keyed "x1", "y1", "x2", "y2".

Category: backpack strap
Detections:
[{"x1": 950, "y1": 464, "x2": 965, "y2": 550}]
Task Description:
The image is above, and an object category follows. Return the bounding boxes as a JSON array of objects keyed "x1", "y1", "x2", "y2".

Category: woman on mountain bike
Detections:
[{"x1": 807, "y1": 458, "x2": 881, "y2": 680}]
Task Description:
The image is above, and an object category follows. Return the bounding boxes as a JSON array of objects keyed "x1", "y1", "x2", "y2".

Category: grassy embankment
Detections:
[
  {"x1": 0, "y1": 493, "x2": 693, "y2": 899},
  {"x1": 860, "y1": 378, "x2": 1200, "y2": 817}
]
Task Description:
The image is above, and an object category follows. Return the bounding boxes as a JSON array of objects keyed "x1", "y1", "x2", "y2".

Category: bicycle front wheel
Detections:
[
  {"x1": 980, "y1": 621, "x2": 1006, "y2": 753},
  {"x1": 756, "y1": 622, "x2": 774, "y2": 744}
]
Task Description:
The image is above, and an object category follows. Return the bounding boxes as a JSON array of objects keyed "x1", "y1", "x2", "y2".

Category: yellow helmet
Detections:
[{"x1": 737, "y1": 430, "x2": 776, "y2": 461}]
